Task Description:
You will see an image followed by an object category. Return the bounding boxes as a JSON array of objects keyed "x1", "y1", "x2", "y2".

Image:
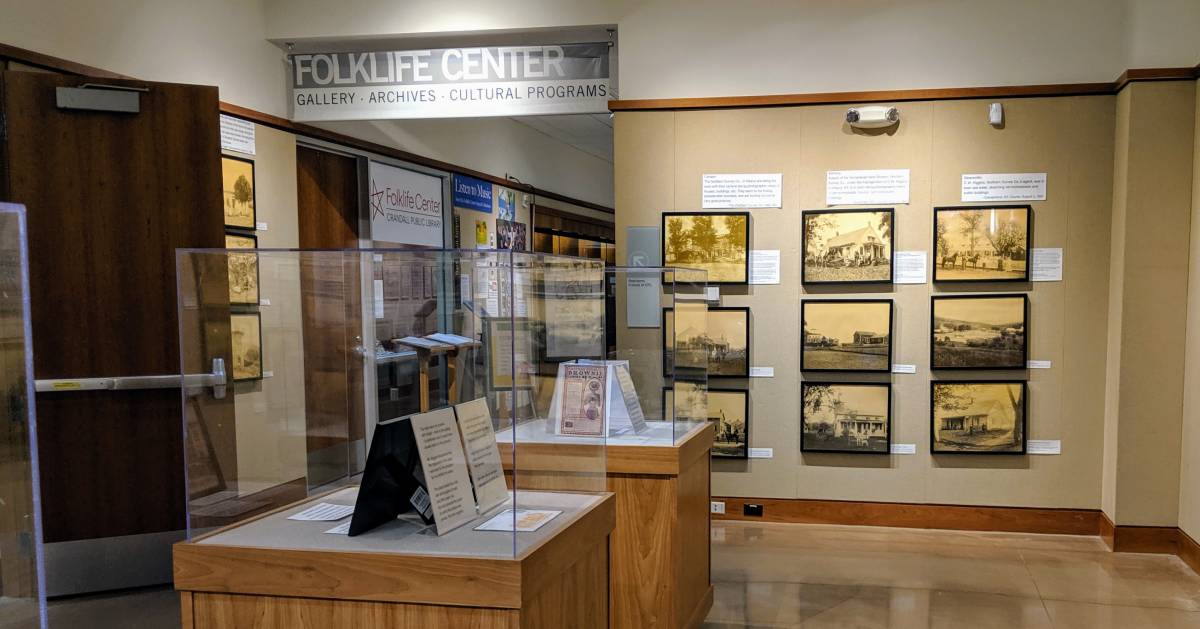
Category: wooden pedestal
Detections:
[
  {"x1": 174, "y1": 491, "x2": 615, "y2": 629},
  {"x1": 500, "y1": 423, "x2": 715, "y2": 629}
]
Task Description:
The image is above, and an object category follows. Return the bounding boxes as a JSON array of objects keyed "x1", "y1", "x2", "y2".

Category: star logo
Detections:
[{"x1": 369, "y1": 180, "x2": 386, "y2": 220}]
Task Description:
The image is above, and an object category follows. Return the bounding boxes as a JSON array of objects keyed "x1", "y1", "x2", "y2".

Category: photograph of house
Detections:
[
  {"x1": 663, "y1": 304, "x2": 709, "y2": 377},
  {"x1": 931, "y1": 295, "x2": 1027, "y2": 369},
  {"x1": 801, "y1": 300, "x2": 892, "y2": 371},
  {"x1": 803, "y1": 209, "x2": 892, "y2": 283},
  {"x1": 801, "y1": 382, "x2": 890, "y2": 453},
  {"x1": 706, "y1": 389, "x2": 748, "y2": 458},
  {"x1": 932, "y1": 381, "x2": 1025, "y2": 453},
  {"x1": 663, "y1": 212, "x2": 749, "y2": 284},
  {"x1": 934, "y1": 206, "x2": 1030, "y2": 281}
]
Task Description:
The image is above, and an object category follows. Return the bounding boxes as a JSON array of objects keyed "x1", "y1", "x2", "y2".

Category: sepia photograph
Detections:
[
  {"x1": 230, "y1": 312, "x2": 263, "y2": 381},
  {"x1": 933, "y1": 205, "x2": 1031, "y2": 282},
  {"x1": 802, "y1": 208, "x2": 894, "y2": 284},
  {"x1": 663, "y1": 306, "x2": 749, "y2": 378},
  {"x1": 931, "y1": 294, "x2": 1028, "y2": 370},
  {"x1": 221, "y1": 155, "x2": 256, "y2": 230},
  {"x1": 662, "y1": 212, "x2": 750, "y2": 284},
  {"x1": 661, "y1": 381, "x2": 707, "y2": 424},
  {"x1": 662, "y1": 303, "x2": 710, "y2": 378},
  {"x1": 663, "y1": 386, "x2": 747, "y2": 459},
  {"x1": 931, "y1": 381, "x2": 1026, "y2": 454},
  {"x1": 225, "y1": 233, "x2": 259, "y2": 306},
  {"x1": 801, "y1": 300, "x2": 893, "y2": 372},
  {"x1": 801, "y1": 382, "x2": 891, "y2": 454}
]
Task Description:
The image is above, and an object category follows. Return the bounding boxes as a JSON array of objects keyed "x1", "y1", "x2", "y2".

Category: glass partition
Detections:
[
  {"x1": 0, "y1": 204, "x2": 46, "y2": 629},
  {"x1": 177, "y1": 249, "x2": 608, "y2": 558}
]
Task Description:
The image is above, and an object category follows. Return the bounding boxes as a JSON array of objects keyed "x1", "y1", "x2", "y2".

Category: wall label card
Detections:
[
  {"x1": 892, "y1": 364, "x2": 917, "y2": 374},
  {"x1": 1027, "y1": 360, "x2": 1052, "y2": 369},
  {"x1": 705, "y1": 286, "x2": 720, "y2": 302},
  {"x1": 826, "y1": 169, "x2": 910, "y2": 205},
  {"x1": 287, "y1": 503, "x2": 355, "y2": 521},
  {"x1": 454, "y1": 398, "x2": 508, "y2": 513},
  {"x1": 410, "y1": 407, "x2": 478, "y2": 535},
  {"x1": 894, "y1": 251, "x2": 927, "y2": 284},
  {"x1": 890, "y1": 444, "x2": 917, "y2": 454},
  {"x1": 1031, "y1": 248, "x2": 1063, "y2": 281},
  {"x1": 219, "y1": 114, "x2": 256, "y2": 155},
  {"x1": 368, "y1": 161, "x2": 444, "y2": 247},
  {"x1": 702, "y1": 173, "x2": 782, "y2": 209},
  {"x1": 961, "y1": 173, "x2": 1047, "y2": 202},
  {"x1": 748, "y1": 448, "x2": 774, "y2": 459},
  {"x1": 749, "y1": 249, "x2": 781, "y2": 284},
  {"x1": 749, "y1": 366, "x2": 774, "y2": 378},
  {"x1": 625, "y1": 226, "x2": 662, "y2": 327},
  {"x1": 474, "y1": 509, "x2": 561, "y2": 532},
  {"x1": 256, "y1": 222, "x2": 269, "y2": 231},
  {"x1": 1028, "y1": 440, "x2": 1062, "y2": 455}
]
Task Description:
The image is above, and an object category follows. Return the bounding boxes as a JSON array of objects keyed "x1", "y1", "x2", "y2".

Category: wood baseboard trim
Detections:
[
  {"x1": 1179, "y1": 529, "x2": 1200, "y2": 575},
  {"x1": 1100, "y1": 512, "x2": 1116, "y2": 550},
  {"x1": 1112, "y1": 525, "x2": 1180, "y2": 554}
]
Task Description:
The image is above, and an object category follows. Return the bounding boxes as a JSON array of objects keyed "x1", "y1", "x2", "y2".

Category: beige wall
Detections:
[
  {"x1": 1180, "y1": 80, "x2": 1200, "y2": 540},
  {"x1": 616, "y1": 96, "x2": 1116, "y2": 509}
]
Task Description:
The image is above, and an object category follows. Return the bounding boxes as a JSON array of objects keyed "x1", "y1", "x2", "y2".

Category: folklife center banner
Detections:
[{"x1": 289, "y1": 44, "x2": 611, "y2": 121}]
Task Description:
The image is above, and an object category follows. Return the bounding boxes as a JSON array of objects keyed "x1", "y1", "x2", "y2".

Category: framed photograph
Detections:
[
  {"x1": 497, "y1": 218, "x2": 528, "y2": 251},
  {"x1": 230, "y1": 312, "x2": 263, "y2": 381},
  {"x1": 930, "y1": 294, "x2": 1028, "y2": 370},
  {"x1": 661, "y1": 381, "x2": 707, "y2": 423},
  {"x1": 931, "y1": 380, "x2": 1027, "y2": 454},
  {"x1": 221, "y1": 155, "x2": 256, "y2": 230},
  {"x1": 662, "y1": 303, "x2": 709, "y2": 379},
  {"x1": 662, "y1": 211, "x2": 750, "y2": 285},
  {"x1": 933, "y1": 205, "x2": 1031, "y2": 282},
  {"x1": 802, "y1": 208, "x2": 894, "y2": 284},
  {"x1": 801, "y1": 382, "x2": 891, "y2": 454},
  {"x1": 665, "y1": 386, "x2": 748, "y2": 459},
  {"x1": 662, "y1": 306, "x2": 750, "y2": 378},
  {"x1": 801, "y1": 299, "x2": 893, "y2": 372},
  {"x1": 225, "y1": 233, "x2": 259, "y2": 306}
]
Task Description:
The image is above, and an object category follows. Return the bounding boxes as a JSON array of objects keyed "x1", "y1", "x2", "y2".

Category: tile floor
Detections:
[{"x1": 38, "y1": 520, "x2": 1200, "y2": 628}]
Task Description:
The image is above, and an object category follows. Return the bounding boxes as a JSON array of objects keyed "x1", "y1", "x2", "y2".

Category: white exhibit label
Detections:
[
  {"x1": 368, "y1": 161, "x2": 444, "y2": 247},
  {"x1": 705, "y1": 286, "x2": 720, "y2": 301},
  {"x1": 1027, "y1": 360, "x2": 1052, "y2": 369},
  {"x1": 219, "y1": 114, "x2": 256, "y2": 155},
  {"x1": 826, "y1": 169, "x2": 910, "y2": 205},
  {"x1": 961, "y1": 173, "x2": 1047, "y2": 202},
  {"x1": 373, "y1": 279, "x2": 385, "y2": 319},
  {"x1": 259, "y1": 298, "x2": 271, "y2": 306},
  {"x1": 748, "y1": 448, "x2": 774, "y2": 459},
  {"x1": 324, "y1": 521, "x2": 352, "y2": 535},
  {"x1": 702, "y1": 173, "x2": 782, "y2": 209},
  {"x1": 749, "y1": 366, "x2": 774, "y2": 378},
  {"x1": 474, "y1": 508, "x2": 561, "y2": 532},
  {"x1": 410, "y1": 407, "x2": 478, "y2": 535},
  {"x1": 256, "y1": 222, "x2": 268, "y2": 231},
  {"x1": 1031, "y1": 248, "x2": 1063, "y2": 282},
  {"x1": 625, "y1": 227, "x2": 662, "y2": 327},
  {"x1": 894, "y1": 251, "x2": 927, "y2": 284},
  {"x1": 890, "y1": 444, "x2": 917, "y2": 455},
  {"x1": 454, "y1": 398, "x2": 508, "y2": 513},
  {"x1": 287, "y1": 503, "x2": 354, "y2": 522},
  {"x1": 1028, "y1": 440, "x2": 1062, "y2": 455},
  {"x1": 749, "y1": 250, "x2": 781, "y2": 284},
  {"x1": 892, "y1": 364, "x2": 917, "y2": 374}
]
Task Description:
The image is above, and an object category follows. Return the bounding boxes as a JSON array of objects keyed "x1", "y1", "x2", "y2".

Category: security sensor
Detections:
[
  {"x1": 989, "y1": 102, "x2": 1004, "y2": 126},
  {"x1": 846, "y1": 106, "x2": 899, "y2": 129}
]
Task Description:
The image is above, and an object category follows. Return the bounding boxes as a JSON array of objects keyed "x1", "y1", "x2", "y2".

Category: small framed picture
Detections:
[
  {"x1": 802, "y1": 208, "x2": 894, "y2": 284},
  {"x1": 221, "y1": 155, "x2": 256, "y2": 230},
  {"x1": 801, "y1": 382, "x2": 891, "y2": 454},
  {"x1": 930, "y1": 294, "x2": 1028, "y2": 370},
  {"x1": 225, "y1": 233, "x2": 259, "y2": 306},
  {"x1": 931, "y1": 380, "x2": 1027, "y2": 454},
  {"x1": 665, "y1": 386, "x2": 748, "y2": 459},
  {"x1": 801, "y1": 299, "x2": 893, "y2": 372},
  {"x1": 229, "y1": 312, "x2": 263, "y2": 381},
  {"x1": 661, "y1": 381, "x2": 707, "y2": 424},
  {"x1": 662, "y1": 211, "x2": 750, "y2": 285},
  {"x1": 662, "y1": 306, "x2": 750, "y2": 378},
  {"x1": 933, "y1": 205, "x2": 1031, "y2": 282}
]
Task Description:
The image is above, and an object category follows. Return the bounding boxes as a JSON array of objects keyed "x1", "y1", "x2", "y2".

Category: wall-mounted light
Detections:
[{"x1": 846, "y1": 106, "x2": 899, "y2": 129}]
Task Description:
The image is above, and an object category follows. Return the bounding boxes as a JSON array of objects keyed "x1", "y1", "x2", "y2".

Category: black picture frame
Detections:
[
  {"x1": 661, "y1": 211, "x2": 751, "y2": 285},
  {"x1": 932, "y1": 205, "x2": 1032, "y2": 283},
  {"x1": 229, "y1": 311, "x2": 263, "y2": 382},
  {"x1": 800, "y1": 381, "x2": 892, "y2": 455},
  {"x1": 221, "y1": 155, "x2": 257, "y2": 231},
  {"x1": 801, "y1": 207, "x2": 895, "y2": 285},
  {"x1": 224, "y1": 232, "x2": 259, "y2": 307},
  {"x1": 663, "y1": 386, "x2": 750, "y2": 459},
  {"x1": 801, "y1": 299, "x2": 893, "y2": 373},
  {"x1": 930, "y1": 293, "x2": 1029, "y2": 370},
  {"x1": 930, "y1": 380, "x2": 1028, "y2": 455},
  {"x1": 661, "y1": 306, "x2": 750, "y2": 378}
]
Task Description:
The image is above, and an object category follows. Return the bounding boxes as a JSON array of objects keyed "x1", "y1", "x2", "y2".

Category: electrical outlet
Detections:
[
  {"x1": 710, "y1": 501, "x2": 725, "y2": 514},
  {"x1": 743, "y1": 503, "x2": 764, "y2": 517}
]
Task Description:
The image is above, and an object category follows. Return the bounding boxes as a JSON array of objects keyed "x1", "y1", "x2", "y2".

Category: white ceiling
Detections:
[{"x1": 511, "y1": 114, "x2": 613, "y2": 163}]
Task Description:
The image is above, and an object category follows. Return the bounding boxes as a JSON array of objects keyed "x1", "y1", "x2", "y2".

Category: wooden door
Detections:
[
  {"x1": 296, "y1": 145, "x2": 364, "y2": 487},
  {"x1": 0, "y1": 71, "x2": 228, "y2": 592}
]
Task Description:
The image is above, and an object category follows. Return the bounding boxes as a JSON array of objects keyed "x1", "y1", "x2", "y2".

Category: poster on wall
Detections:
[
  {"x1": 368, "y1": 161, "x2": 444, "y2": 247},
  {"x1": 453, "y1": 174, "x2": 493, "y2": 213}
]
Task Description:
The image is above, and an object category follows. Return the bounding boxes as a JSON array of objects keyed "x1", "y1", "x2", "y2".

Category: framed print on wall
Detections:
[
  {"x1": 930, "y1": 294, "x2": 1028, "y2": 370},
  {"x1": 229, "y1": 311, "x2": 263, "y2": 381},
  {"x1": 221, "y1": 155, "x2": 256, "y2": 230},
  {"x1": 665, "y1": 386, "x2": 748, "y2": 459},
  {"x1": 801, "y1": 382, "x2": 891, "y2": 454},
  {"x1": 225, "y1": 233, "x2": 259, "y2": 306},
  {"x1": 661, "y1": 211, "x2": 750, "y2": 285},
  {"x1": 662, "y1": 306, "x2": 750, "y2": 378},
  {"x1": 802, "y1": 208, "x2": 894, "y2": 284},
  {"x1": 931, "y1": 380, "x2": 1027, "y2": 454},
  {"x1": 801, "y1": 299, "x2": 893, "y2": 372},
  {"x1": 933, "y1": 205, "x2": 1031, "y2": 282}
]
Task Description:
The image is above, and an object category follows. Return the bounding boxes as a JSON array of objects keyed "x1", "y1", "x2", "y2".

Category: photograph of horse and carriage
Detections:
[{"x1": 933, "y1": 205, "x2": 1031, "y2": 282}]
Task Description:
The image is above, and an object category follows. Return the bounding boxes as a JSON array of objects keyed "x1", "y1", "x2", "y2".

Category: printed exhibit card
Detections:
[
  {"x1": 474, "y1": 509, "x2": 562, "y2": 532},
  {"x1": 410, "y1": 407, "x2": 478, "y2": 535},
  {"x1": 454, "y1": 398, "x2": 508, "y2": 513},
  {"x1": 557, "y1": 364, "x2": 606, "y2": 437}
]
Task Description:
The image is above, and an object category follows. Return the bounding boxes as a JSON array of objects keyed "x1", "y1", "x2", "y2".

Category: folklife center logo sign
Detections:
[
  {"x1": 368, "y1": 161, "x2": 444, "y2": 247},
  {"x1": 289, "y1": 44, "x2": 611, "y2": 121}
]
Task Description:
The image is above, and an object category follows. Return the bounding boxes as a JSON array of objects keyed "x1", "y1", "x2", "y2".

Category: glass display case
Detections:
[
  {"x1": 0, "y1": 204, "x2": 46, "y2": 629},
  {"x1": 176, "y1": 249, "x2": 609, "y2": 557}
]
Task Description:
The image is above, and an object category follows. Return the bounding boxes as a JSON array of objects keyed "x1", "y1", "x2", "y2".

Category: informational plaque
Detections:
[
  {"x1": 556, "y1": 364, "x2": 606, "y2": 436},
  {"x1": 219, "y1": 114, "x2": 256, "y2": 155},
  {"x1": 961, "y1": 173, "x2": 1047, "y2": 202},
  {"x1": 625, "y1": 227, "x2": 662, "y2": 327},
  {"x1": 409, "y1": 407, "x2": 478, "y2": 535},
  {"x1": 894, "y1": 251, "x2": 928, "y2": 284},
  {"x1": 453, "y1": 398, "x2": 508, "y2": 513},
  {"x1": 826, "y1": 169, "x2": 910, "y2": 205},
  {"x1": 749, "y1": 250, "x2": 780, "y2": 284},
  {"x1": 702, "y1": 173, "x2": 782, "y2": 209},
  {"x1": 1030, "y1": 248, "x2": 1063, "y2": 282},
  {"x1": 611, "y1": 363, "x2": 648, "y2": 433}
]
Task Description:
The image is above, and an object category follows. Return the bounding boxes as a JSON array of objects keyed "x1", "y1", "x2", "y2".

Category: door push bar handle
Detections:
[{"x1": 35, "y1": 358, "x2": 228, "y2": 399}]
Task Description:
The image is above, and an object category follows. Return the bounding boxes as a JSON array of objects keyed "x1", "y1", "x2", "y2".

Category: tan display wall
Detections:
[
  {"x1": 1180, "y1": 79, "x2": 1200, "y2": 541},
  {"x1": 615, "y1": 96, "x2": 1117, "y2": 509}
]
